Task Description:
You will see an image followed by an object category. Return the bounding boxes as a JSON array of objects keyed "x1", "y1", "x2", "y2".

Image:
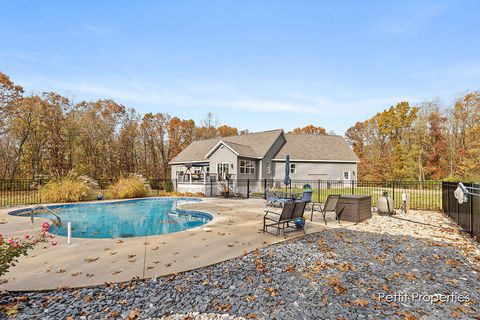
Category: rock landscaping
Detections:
[{"x1": 1, "y1": 210, "x2": 479, "y2": 319}]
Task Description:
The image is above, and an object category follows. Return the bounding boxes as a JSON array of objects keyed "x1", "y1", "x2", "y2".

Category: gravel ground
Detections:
[{"x1": 1, "y1": 210, "x2": 479, "y2": 320}]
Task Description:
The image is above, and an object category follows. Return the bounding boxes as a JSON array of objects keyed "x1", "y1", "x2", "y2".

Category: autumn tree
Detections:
[
  {"x1": 291, "y1": 125, "x2": 326, "y2": 135},
  {"x1": 217, "y1": 125, "x2": 238, "y2": 137},
  {"x1": 0, "y1": 72, "x2": 23, "y2": 136}
]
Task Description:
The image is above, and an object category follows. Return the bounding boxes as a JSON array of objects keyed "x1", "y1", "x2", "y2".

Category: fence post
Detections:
[
  {"x1": 470, "y1": 183, "x2": 474, "y2": 235},
  {"x1": 351, "y1": 180, "x2": 354, "y2": 195},
  {"x1": 392, "y1": 180, "x2": 396, "y2": 206},
  {"x1": 317, "y1": 180, "x2": 320, "y2": 203},
  {"x1": 263, "y1": 179, "x2": 267, "y2": 200},
  {"x1": 247, "y1": 179, "x2": 250, "y2": 199}
]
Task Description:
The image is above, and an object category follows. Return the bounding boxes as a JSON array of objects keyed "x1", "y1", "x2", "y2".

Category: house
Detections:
[{"x1": 168, "y1": 129, "x2": 359, "y2": 195}]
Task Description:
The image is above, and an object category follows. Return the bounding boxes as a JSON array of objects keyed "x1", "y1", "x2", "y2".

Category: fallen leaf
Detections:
[
  {"x1": 353, "y1": 299, "x2": 369, "y2": 307},
  {"x1": 84, "y1": 257, "x2": 99, "y2": 263},
  {"x1": 285, "y1": 265, "x2": 296, "y2": 272},
  {"x1": 127, "y1": 308, "x2": 140, "y2": 319}
]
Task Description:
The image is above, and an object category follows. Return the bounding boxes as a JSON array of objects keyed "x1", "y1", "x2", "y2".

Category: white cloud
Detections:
[{"x1": 51, "y1": 80, "x2": 322, "y2": 114}]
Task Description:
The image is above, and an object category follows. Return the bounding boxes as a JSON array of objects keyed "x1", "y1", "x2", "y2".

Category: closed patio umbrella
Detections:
[{"x1": 284, "y1": 155, "x2": 291, "y2": 194}]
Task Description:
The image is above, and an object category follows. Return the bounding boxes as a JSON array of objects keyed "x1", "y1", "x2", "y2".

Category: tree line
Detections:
[
  {"x1": 346, "y1": 93, "x2": 480, "y2": 181},
  {"x1": 3, "y1": 70, "x2": 478, "y2": 182},
  {"x1": 0, "y1": 72, "x2": 243, "y2": 180}
]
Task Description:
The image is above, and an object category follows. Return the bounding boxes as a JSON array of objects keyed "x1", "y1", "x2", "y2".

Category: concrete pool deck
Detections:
[{"x1": 0, "y1": 197, "x2": 349, "y2": 291}]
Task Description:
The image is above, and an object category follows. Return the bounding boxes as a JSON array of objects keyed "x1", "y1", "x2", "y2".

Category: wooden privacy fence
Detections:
[{"x1": 442, "y1": 181, "x2": 480, "y2": 239}]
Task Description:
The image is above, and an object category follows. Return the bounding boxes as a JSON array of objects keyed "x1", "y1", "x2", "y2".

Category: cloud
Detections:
[{"x1": 51, "y1": 80, "x2": 322, "y2": 114}]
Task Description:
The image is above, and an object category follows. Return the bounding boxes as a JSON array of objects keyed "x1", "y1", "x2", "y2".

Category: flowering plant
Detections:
[{"x1": 0, "y1": 222, "x2": 56, "y2": 277}]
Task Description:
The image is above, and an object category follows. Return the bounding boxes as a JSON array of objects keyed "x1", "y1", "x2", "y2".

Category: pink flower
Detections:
[
  {"x1": 7, "y1": 238, "x2": 20, "y2": 248},
  {"x1": 42, "y1": 222, "x2": 50, "y2": 232},
  {"x1": 24, "y1": 234, "x2": 32, "y2": 240},
  {"x1": 51, "y1": 240, "x2": 57, "y2": 246}
]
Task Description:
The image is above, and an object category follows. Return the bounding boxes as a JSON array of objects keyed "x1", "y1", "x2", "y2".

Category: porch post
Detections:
[{"x1": 189, "y1": 173, "x2": 192, "y2": 184}]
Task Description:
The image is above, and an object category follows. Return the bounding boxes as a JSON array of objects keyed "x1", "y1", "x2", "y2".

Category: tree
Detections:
[
  {"x1": 195, "y1": 112, "x2": 218, "y2": 140},
  {"x1": 291, "y1": 125, "x2": 326, "y2": 135},
  {"x1": 0, "y1": 72, "x2": 23, "y2": 136},
  {"x1": 217, "y1": 125, "x2": 238, "y2": 137}
]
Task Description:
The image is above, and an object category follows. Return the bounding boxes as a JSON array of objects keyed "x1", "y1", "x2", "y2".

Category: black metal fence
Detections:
[
  {"x1": 0, "y1": 179, "x2": 174, "y2": 207},
  {"x1": 0, "y1": 178, "x2": 443, "y2": 211},
  {"x1": 442, "y1": 182, "x2": 480, "y2": 239},
  {"x1": 173, "y1": 178, "x2": 443, "y2": 211}
]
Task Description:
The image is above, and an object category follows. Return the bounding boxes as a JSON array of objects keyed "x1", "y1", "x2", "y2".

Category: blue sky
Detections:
[{"x1": 1, "y1": 0, "x2": 479, "y2": 134}]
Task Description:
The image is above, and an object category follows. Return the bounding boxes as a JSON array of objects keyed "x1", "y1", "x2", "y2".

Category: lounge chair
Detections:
[
  {"x1": 310, "y1": 194, "x2": 342, "y2": 224},
  {"x1": 263, "y1": 202, "x2": 295, "y2": 237},
  {"x1": 265, "y1": 188, "x2": 278, "y2": 206},
  {"x1": 263, "y1": 202, "x2": 308, "y2": 237}
]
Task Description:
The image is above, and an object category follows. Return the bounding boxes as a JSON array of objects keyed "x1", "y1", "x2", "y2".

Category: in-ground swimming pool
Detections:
[{"x1": 9, "y1": 198, "x2": 212, "y2": 239}]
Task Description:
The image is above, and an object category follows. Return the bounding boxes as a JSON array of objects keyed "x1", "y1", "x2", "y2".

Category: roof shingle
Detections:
[{"x1": 273, "y1": 134, "x2": 359, "y2": 162}]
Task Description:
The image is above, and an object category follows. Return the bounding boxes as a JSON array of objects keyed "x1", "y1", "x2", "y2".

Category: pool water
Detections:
[{"x1": 9, "y1": 198, "x2": 212, "y2": 239}]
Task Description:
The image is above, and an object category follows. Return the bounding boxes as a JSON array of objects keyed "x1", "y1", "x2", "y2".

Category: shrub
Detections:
[
  {"x1": 40, "y1": 173, "x2": 99, "y2": 203},
  {"x1": 106, "y1": 174, "x2": 150, "y2": 199},
  {"x1": 159, "y1": 191, "x2": 205, "y2": 197},
  {"x1": 0, "y1": 222, "x2": 54, "y2": 277}
]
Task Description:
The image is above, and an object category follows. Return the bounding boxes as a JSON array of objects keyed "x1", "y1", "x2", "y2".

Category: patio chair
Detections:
[
  {"x1": 290, "y1": 201, "x2": 307, "y2": 234},
  {"x1": 263, "y1": 202, "x2": 295, "y2": 237},
  {"x1": 265, "y1": 188, "x2": 278, "y2": 206},
  {"x1": 295, "y1": 189, "x2": 313, "y2": 204},
  {"x1": 310, "y1": 194, "x2": 342, "y2": 224}
]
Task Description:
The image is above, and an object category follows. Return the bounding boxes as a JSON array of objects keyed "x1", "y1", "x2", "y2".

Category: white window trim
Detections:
[
  {"x1": 266, "y1": 162, "x2": 270, "y2": 174},
  {"x1": 290, "y1": 163, "x2": 296, "y2": 174},
  {"x1": 343, "y1": 170, "x2": 351, "y2": 180},
  {"x1": 240, "y1": 160, "x2": 255, "y2": 174}
]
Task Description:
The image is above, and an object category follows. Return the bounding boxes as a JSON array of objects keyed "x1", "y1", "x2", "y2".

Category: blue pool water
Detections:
[{"x1": 9, "y1": 198, "x2": 212, "y2": 239}]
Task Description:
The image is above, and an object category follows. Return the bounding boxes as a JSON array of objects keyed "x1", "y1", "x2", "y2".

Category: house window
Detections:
[
  {"x1": 240, "y1": 160, "x2": 255, "y2": 174},
  {"x1": 343, "y1": 171, "x2": 350, "y2": 180},
  {"x1": 266, "y1": 162, "x2": 270, "y2": 174},
  {"x1": 290, "y1": 163, "x2": 296, "y2": 174}
]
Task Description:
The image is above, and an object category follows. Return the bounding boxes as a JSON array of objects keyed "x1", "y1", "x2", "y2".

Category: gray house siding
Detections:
[
  {"x1": 272, "y1": 161, "x2": 358, "y2": 181},
  {"x1": 208, "y1": 145, "x2": 238, "y2": 178},
  {"x1": 259, "y1": 133, "x2": 286, "y2": 179},
  {"x1": 237, "y1": 157, "x2": 259, "y2": 180}
]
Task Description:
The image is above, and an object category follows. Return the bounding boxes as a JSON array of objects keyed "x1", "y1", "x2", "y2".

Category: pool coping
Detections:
[{"x1": 0, "y1": 198, "x2": 337, "y2": 292}]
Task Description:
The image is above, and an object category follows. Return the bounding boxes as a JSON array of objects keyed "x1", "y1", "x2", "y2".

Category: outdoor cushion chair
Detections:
[
  {"x1": 296, "y1": 189, "x2": 313, "y2": 203},
  {"x1": 310, "y1": 194, "x2": 342, "y2": 224},
  {"x1": 263, "y1": 202, "x2": 296, "y2": 237},
  {"x1": 265, "y1": 188, "x2": 278, "y2": 206}
]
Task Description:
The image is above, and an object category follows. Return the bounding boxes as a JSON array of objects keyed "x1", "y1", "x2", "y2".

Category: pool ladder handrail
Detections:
[{"x1": 30, "y1": 205, "x2": 62, "y2": 226}]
